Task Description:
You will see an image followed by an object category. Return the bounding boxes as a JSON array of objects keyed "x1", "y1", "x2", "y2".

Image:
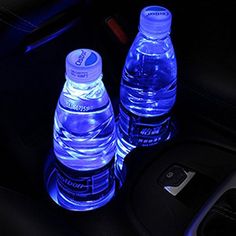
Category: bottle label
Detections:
[
  {"x1": 119, "y1": 104, "x2": 171, "y2": 147},
  {"x1": 56, "y1": 158, "x2": 115, "y2": 202}
]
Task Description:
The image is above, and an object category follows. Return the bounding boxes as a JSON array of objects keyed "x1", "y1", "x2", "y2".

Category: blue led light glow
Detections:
[
  {"x1": 50, "y1": 49, "x2": 117, "y2": 211},
  {"x1": 25, "y1": 23, "x2": 73, "y2": 53},
  {"x1": 44, "y1": 151, "x2": 116, "y2": 211},
  {"x1": 115, "y1": 5, "x2": 177, "y2": 186}
]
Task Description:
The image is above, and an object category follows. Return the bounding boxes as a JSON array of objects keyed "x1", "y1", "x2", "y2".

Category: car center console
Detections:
[{"x1": 0, "y1": 1, "x2": 235, "y2": 235}]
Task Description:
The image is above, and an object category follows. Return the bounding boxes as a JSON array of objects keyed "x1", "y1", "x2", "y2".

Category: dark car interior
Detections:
[{"x1": 0, "y1": 0, "x2": 235, "y2": 235}]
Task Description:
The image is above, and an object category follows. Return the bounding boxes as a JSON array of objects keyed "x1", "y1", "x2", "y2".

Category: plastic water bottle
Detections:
[
  {"x1": 116, "y1": 6, "x2": 177, "y2": 173},
  {"x1": 53, "y1": 48, "x2": 117, "y2": 211}
]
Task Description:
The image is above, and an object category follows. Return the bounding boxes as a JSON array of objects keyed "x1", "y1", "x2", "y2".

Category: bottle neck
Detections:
[
  {"x1": 66, "y1": 74, "x2": 103, "y2": 91},
  {"x1": 139, "y1": 28, "x2": 170, "y2": 40},
  {"x1": 61, "y1": 74, "x2": 108, "y2": 108}
]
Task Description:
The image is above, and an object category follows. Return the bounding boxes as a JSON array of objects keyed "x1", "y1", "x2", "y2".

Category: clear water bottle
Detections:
[
  {"x1": 53, "y1": 48, "x2": 117, "y2": 211},
  {"x1": 116, "y1": 6, "x2": 177, "y2": 173}
]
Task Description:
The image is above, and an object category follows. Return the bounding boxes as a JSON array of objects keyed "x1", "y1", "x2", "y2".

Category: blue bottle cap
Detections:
[
  {"x1": 139, "y1": 5, "x2": 172, "y2": 38},
  {"x1": 66, "y1": 49, "x2": 102, "y2": 83}
]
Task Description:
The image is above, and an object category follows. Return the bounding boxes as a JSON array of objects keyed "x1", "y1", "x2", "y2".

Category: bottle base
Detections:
[
  {"x1": 115, "y1": 118, "x2": 177, "y2": 188},
  {"x1": 44, "y1": 151, "x2": 116, "y2": 212},
  {"x1": 57, "y1": 183, "x2": 116, "y2": 211}
]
